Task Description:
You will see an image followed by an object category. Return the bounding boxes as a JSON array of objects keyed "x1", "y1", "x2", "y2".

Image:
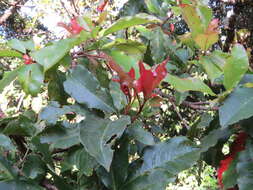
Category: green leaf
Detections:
[
  {"x1": 144, "y1": 0, "x2": 161, "y2": 14},
  {"x1": 66, "y1": 147, "x2": 98, "y2": 177},
  {"x1": 0, "y1": 49, "x2": 23, "y2": 58},
  {"x1": 166, "y1": 75, "x2": 216, "y2": 96},
  {"x1": 180, "y1": 4, "x2": 205, "y2": 37},
  {"x1": 97, "y1": 137, "x2": 129, "y2": 189},
  {"x1": 0, "y1": 181, "x2": 43, "y2": 190},
  {"x1": 219, "y1": 87, "x2": 253, "y2": 127},
  {"x1": 3, "y1": 115, "x2": 36, "y2": 136},
  {"x1": 39, "y1": 124, "x2": 80, "y2": 149},
  {"x1": 0, "y1": 67, "x2": 20, "y2": 93},
  {"x1": 63, "y1": 65, "x2": 116, "y2": 113},
  {"x1": 8, "y1": 39, "x2": 35, "y2": 53},
  {"x1": 150, "y1": 27, "x2": 166, "y2": 63},
  {"x1": 18, "y1": 64, "x2": 44, "y2": 96},
  {"x1": 0, "y1": 156, "x2": 17, "y2": 180},
  {"x1": 127, "y1": 121, "x2": 155, "y2": 146},
  {"x1": 200, "y1": 55, "x2": 223, "y2": 83},
  {"x1": 23, "y1": 155, "x2": 46, "y2": 180},
  {"x1": 39, "y1": 102, "x2": 88, "y2": 125},
  {"x1": 224, "y1": 44, "x2": 249, "y2": 90},
  {"x1": 222, "y1": 157, "x2": 238, "y2": 189},
  {"x1": 109, "y1": 81, "x2": 127, "y2": 111},
  {"x1": 101, "y1": 13, "x2": 161, "y2": 36},
  {"x1": 0, "y1": 134, "x2": 16, "y2": 151},
  {"x1": 79, "y1": 115, "x2": 131, "y2": 171},
  {"x1": 110, "y1": 51, "x2": 140, "y2": 78},
  {"x1": 200, "y1": 128, "x2": 230, "y2": 152},
  {"x1": 236, "y1": 140, "x2": 253, "y2": 190},
  {"x1": 121, "y1": 137, "x2": 201, "y2": 190},
  {"x1": 102, "y1": 39, "x2": 147, "y2": 56},
  {"x1": 31, "y1": 37, "x2": 83, "y2": 72}
]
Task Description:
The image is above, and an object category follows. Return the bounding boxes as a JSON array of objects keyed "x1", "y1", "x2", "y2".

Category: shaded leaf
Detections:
[
  {"x1": 0, "y1": 134, "x2": 16, "y2": 151},
  {"x1": 219, "y1": 87, "x2": 253, "y2": 127},
  {"x1": 63, "y1": 65, "x2": 115, "y2": 113},
  {"x1": 109, "y1": 81, "x2": 127, "y2": 111},
  {"x1": 79, "y1": 115, "x2": 131, "y2": 171},
  {"x1": 127, "y1": 121, "x2": 155, "y2": 146},
  {"x1": 23, "y1": 155, "x2": 46, "y2": 180}
]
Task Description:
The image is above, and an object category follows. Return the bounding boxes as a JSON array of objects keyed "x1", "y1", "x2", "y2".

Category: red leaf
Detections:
[
  {"x1": 70, "y1": 18, "x2": 84, "y2": 35},
  {"x1": 97, "y1": 0, "x2": 109, "y2": 12},
  {"x1": 23, "y1": 54, "x2": 34, "y2": 65}
]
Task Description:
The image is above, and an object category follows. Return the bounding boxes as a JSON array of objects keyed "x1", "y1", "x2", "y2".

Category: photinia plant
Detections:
[{"x1": 0, "y1": 1, "x2": 253, "y2": 190}]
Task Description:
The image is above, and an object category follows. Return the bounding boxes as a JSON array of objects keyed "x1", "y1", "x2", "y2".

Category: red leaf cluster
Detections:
[
  {"x1": 23, "y1": 54, "x2": 33, "y2": 65},
  {"x1": 134, "y1": 60, "x2": 168, "y2": 99},
  {"x1": 217, "y1": 132, "x2": 248, "y2": 190},
  {"x1": 58, "y1": 18, "x2": 84, "y2": 35}
]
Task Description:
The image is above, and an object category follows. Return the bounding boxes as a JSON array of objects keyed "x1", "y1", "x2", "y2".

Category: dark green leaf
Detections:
[
  {"x1": 18, "y1": 64, "x2": 44, "y2": 96},
  {"x1": 23, "y1": 155, "x2": 46, "y2": 180},
  {"x1": 66, "y1": 147, "x2": 98, "y2": 177},
  {"x1": 109, "y1": 81, "x2": 127, "y2": 111},
  {"x1": 222, "y1": 157, "x2": 238, "y2": 189},
  {"x1": 79, "y1": 115, "x2": 131, "y2": 171},
  {"x1": 0, "y1": 156, "x2": 17, "y2": 180},
  {"x1": 236, "y1": 140, "x2": 253, "y2": 190},
  {"x1": 150, "y1": 27, "x2": 166, "y2": 63},
  {"x1": 127, "y1": 121, "x2": 155, "y2": 146},
  {"x1": 121, "y1": 137, "x2": 201, "y2": 190},
  {"x1": 102, "y1": 13, "x2": 161, "y2": 36},
  {"x1": 219, "y1": 87, "x2": 253, "y2": 127},
  {"x1": 63, "y1": 65, "x2": 116, "y2": 113},
  {"x1": 0, "y1": 181, "x2": 43, "y2": 190}
]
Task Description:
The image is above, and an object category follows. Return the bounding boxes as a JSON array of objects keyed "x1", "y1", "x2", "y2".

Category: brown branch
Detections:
[
  {"x1": 154, "y1": 89, "x2": 219, "y2": 111},
  {"x1": 0, "y1": 0, "x2": 26, "y2": 25}
]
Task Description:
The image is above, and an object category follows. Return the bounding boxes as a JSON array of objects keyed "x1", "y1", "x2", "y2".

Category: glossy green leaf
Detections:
[
  {"x1": 101, "y1": 13, "x2": 161, "y2": 36},
  {"x1": 200, "y1": 56, "x2": 223, "y2": 83},
  {"x1": 0, "y1": 67, "x2": 20, "y2": 93},
  {"x1": 0, "y1": 181, "x2": 43, "y2": 190},
  {"x1": 102, "y1": 38, "x2": 147, "y2": 56},
  {"x1": 127, "y1": 121, "x2": 155, "y2": 146},
  {"x1": 63, "y1": 65, "x2": 116, "y2": 113},
  {"x1": 109, "y1": 81, "x2": 127, "y2": 111},
  {"x1": 224, "y1": 44, "x2": 249, "y2": 90},
  {"x1": 0, "y1": 134, "x2": 16, "y2": 151},
  {"x1": 0, "y1": 49, "x2": 23, "y2": 57},
  {"x1": 219, "y1": 87, "x2": 253, "y2": 127},
  {"x1": 121, "y1": 137, "x2": 201, "y2": 190},
  {"x1": 18, "y1": 64, "x2": 44, "y2": 96},
  {"x1": 31, "y1": 37, "x2": 83, "y2": 72},
  {"x1": 166, "y1": 75, "x2": 216, "y2": 96},
  {"x1": 8, "y1": 39, "x2": 35, "y2": 53},
  {"x1": 79, "y1": 115, "x2": 131, "y2": 171}
]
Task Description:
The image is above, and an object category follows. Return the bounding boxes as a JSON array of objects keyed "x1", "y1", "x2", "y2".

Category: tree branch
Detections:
[
  {"x1": 154, "y1": 89, "x2": 219, "y2": 111},
  {"x1": 0, "y1": 0, "x2": 26, "y2": 25}
]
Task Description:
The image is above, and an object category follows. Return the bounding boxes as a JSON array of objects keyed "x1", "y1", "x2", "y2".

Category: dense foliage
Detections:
[{"x1": 0, "y1": 0, "x2": 253, "y2": 189}]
